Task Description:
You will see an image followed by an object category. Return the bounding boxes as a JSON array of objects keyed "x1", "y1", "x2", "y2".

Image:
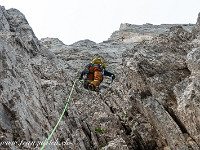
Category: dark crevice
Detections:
[
  {"x1": 64, "y1": 111, "x2": 68, "y2": 117},
  {"x1": 132, "y1": 130, "x2": 149, "y2": 150},
  {"x1": 140, "y1": 90, "x2": 152, "y2": 99},
  {"x1": 2, "y1": 103, "x2": 17, "y2": 121},
  {"x1": 109, "y1": 106, "x2": 114, "y2": 113},
  {"x1": 82, "y1": 122, "x2": 92, "y2": 141},
  {"x1": 103, "y1": 100, "x2": 115, "y2": 114},
  {"x1": 164, "y1": 106, "x2": 200, "y2": 147},
  {"x1": 153, "y1": 94, "x2": 200, "y2": 148},
  {"x1": 81, "y1": 121, "x2": 94, "y2": 149},
  {"x1": 0, "y1": 84, "x2": 3, "y2": 95},
  {"x1": 122, "y1": 123, "x2": 132, "y2": 135},
  {"x1": 116, "y1": 114, "x2": 132, "y2": 136},
  {"x1": 114, "y1": 113, "x2": 132, "y2": 136},
  {"x1": 165, "y1": 106, "x2": 188, "y2": 133}
]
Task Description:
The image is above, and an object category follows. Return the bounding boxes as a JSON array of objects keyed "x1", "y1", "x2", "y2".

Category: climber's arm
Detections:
[
  {"x1": 104, "y1": 69, "x2": 115, "y2": 80},
  {"x1": 79, "y1": 63, "x2": 92, "y2": 79}
]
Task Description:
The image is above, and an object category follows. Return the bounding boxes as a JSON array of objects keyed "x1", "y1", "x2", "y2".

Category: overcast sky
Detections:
[{"x1": 1, "y1": 0, "x2": 200, "y2": 45}]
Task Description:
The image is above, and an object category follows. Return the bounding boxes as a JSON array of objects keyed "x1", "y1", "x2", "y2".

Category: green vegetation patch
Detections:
[{"x1": 95, "y1": 127, "x2": 104, "y2": 133}]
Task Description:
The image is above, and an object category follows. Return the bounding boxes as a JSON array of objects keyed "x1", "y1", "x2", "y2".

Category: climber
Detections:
[{"x1": 79, "y1": 58, "x2": 115, "y2": 92}]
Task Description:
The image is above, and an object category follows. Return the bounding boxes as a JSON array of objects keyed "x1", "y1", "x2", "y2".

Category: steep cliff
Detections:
[{"x1": 0, "y1": 5, "x2": 200, "y2": 150}]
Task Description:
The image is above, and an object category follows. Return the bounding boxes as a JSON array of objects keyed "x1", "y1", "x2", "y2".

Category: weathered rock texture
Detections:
[
  {"x1": 0, "y1": 5, "x2": 200, "y2": 150},
  {"x1": 192, "y1": 12, "x2": 200, "y2": 36}
]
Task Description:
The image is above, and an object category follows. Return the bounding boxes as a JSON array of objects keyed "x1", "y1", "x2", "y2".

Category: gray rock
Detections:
[
  {"x1": 0, "y1": 6, "x2": 10, "y2": 31},
  {"x1": 102, "y1": 137, "x2": 129, "y2": 150},
  {"x1": 122, "y1": 22, "x2": 199, "y2": 149},
  {"x1": 71, "y1": 39, "x2": 96, "y2": 46},
  {"x1": 193, "y1": 12, "x2": 200, "y2": 35},
  {"x1": 110, "y1": 23, "x2": 194, "y2": 43},
  {"x1": 0, "y1": 103, "x2": 12, "y2": 131},
  {"x1": 0, "y1": 5, "x2": 200, "y2": 150},
  {"x1": 187, "y1": 48, "x2": 200, "y2": 75}
]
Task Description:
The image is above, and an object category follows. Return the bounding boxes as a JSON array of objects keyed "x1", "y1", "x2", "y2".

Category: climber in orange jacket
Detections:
[{"x1": 79, "y1": 58, "x2": 115, "y2": 91}]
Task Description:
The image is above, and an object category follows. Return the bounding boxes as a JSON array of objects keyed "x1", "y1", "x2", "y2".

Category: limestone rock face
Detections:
[
  {"x1": 0, "y1": 5, "x2": 200, "y2": 150},
  {"x1": 122, "y1": 22, "x2": 200, "y2": 149},
  {"x1": 110, "y1": 23, "x2": 194, "y2": 43},
  {"x1": 0, "y1": 6, "x2": 10, "y2": 31},
  {"x1": 193, "y1": 12, "x2": 200, "y2": 35}
]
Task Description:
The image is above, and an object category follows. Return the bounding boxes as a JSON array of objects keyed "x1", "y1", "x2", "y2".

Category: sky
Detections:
[{"x1": 1, "y1": 0, "x2": 200, "y2": 45}]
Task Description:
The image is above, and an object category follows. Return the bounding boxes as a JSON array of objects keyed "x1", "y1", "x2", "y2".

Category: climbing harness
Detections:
[{"x1": 41, "y1": 79, "x2": 100, "y2": 150}]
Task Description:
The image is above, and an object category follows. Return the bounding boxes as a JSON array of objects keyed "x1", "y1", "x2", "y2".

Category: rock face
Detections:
[
  {"x1": 192, "y1": 12, "x2": 200, "y2": 36},
  {"x1": 109, "y1": 23, "x2": 194, "y2": 43},
  {"x1": 0, "y1": 5, "x2": 200, "y2": 150}
]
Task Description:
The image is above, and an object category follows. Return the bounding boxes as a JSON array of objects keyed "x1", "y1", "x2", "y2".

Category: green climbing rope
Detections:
[
  {"x1": 41, "y1": 79, "x2": 79, "y2": 150},
  {"x1": 40, "y1": 79, "x2": 101, "y2": 150}
]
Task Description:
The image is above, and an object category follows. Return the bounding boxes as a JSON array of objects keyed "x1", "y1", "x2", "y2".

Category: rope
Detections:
[
  {"x1": 41, "y1": 79, "x2": 79, "y2": 150},
  {"x1": 40, "y1": 79, "x2": 101, "y2": 150},
  {"x1": 82, "y1": 80, "x2": 101, "y2": 82}
]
